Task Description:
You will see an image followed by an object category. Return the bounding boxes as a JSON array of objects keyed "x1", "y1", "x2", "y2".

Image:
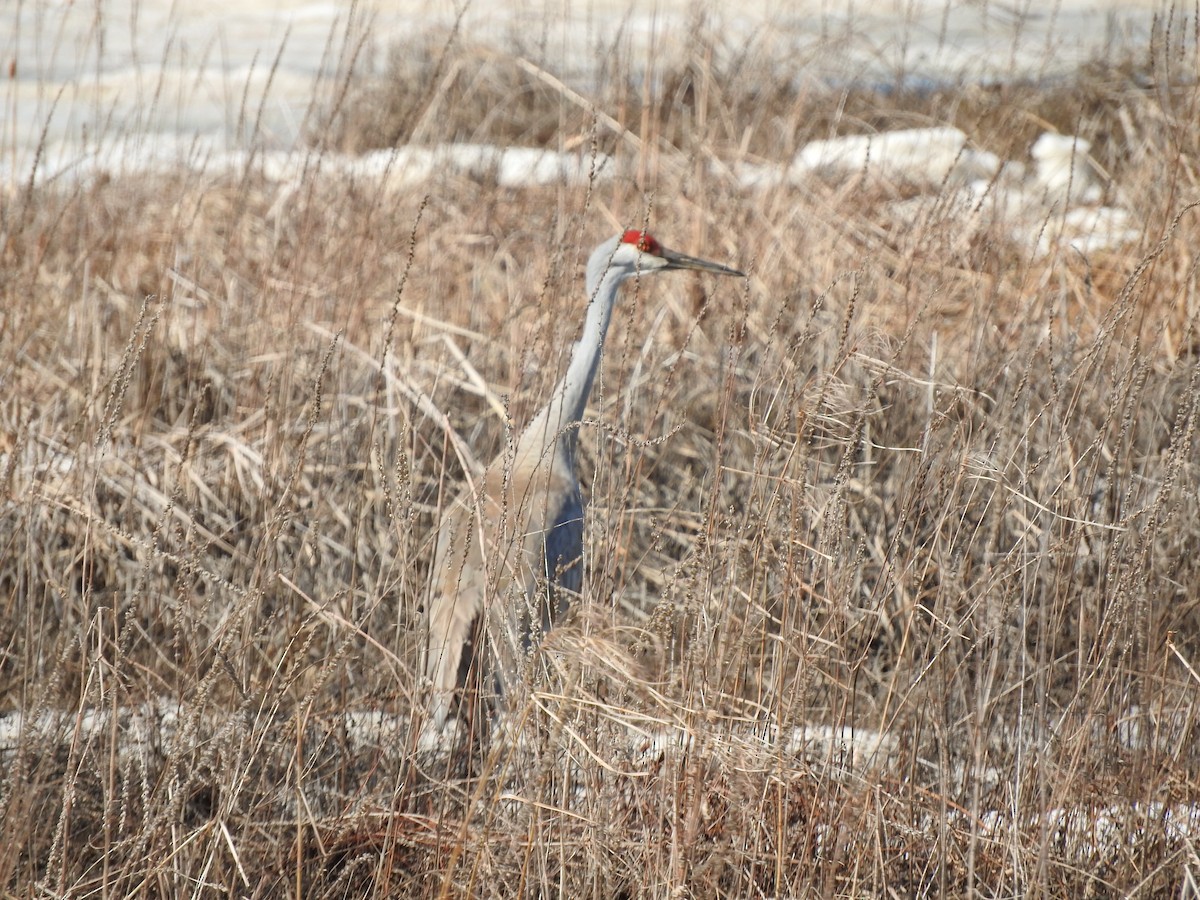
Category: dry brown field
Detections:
[{"x1": 2, "y1": 21, "x2": 1199, "y2": 898}]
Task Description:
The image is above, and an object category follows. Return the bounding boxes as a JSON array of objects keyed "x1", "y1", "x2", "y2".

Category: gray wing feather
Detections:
[{"x1": 540, "y1": 482, "x2": 584, "y2": 631}]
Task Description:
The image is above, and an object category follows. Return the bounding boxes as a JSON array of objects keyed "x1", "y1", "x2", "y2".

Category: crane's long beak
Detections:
[{"x1": 661, "y1": 247, "x2": 745, "y2": 278}]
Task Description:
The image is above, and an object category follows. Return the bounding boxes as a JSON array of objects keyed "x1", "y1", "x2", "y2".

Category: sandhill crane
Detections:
[{"x1": 424, "y1": 229, "x2": 744, "y2": 732}]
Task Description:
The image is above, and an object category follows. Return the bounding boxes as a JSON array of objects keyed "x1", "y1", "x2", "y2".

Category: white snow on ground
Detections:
[
  {"x1": 3, "y1": 124, "x2": 1137, "y2": 257},
  {"x1": 0, "y1": 699, "x2": 898, "y2": 776},
  {"x1": 1031, "y1": 133, "x2": 1104, "y2": 204},
  {"x1": 3, "y1": 699, "x2": 1196, "y2": 857},
  {"x1": 4, "y1": 2, "x2": 1162, "y2": 256},
  {"x1": 974, "y1": 803, "x2": 1200, "y2": 860},
  {"x1": 804, "y1": 127, "x2": 1138, "y2": 256},
  {"x1": 265, "y1": 143, "x2": 616, "y2": 189},
  {"x1": 789, "y1": 127, "x2": 1001, "y2": 185},
  {"x1": 719, "y1": 123, "x2": 1139, "y2": 256},
  {"x1": 4, "y1": 136, "x2": 614, "y2": 192},
  {"x1": 3, "y1": 1, "x2": 1162, "y2": 160}
]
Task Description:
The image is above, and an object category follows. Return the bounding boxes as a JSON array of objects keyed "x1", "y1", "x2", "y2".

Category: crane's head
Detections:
[
  {"x1": 604, "y1": 229, "x2": 745, "y2": 280},
  {"x1": 587, "y1": 230, "x2": 745, "y2": 294}
]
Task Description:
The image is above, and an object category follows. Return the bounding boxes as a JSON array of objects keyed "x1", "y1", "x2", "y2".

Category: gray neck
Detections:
[{"x1": 519, "y1": 240, "x2": 627, "y2": 464}]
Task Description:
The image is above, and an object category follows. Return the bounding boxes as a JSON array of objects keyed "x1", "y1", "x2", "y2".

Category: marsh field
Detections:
[{"x1": 2, "y1": 7, "x2": 1200, "y2": 897}]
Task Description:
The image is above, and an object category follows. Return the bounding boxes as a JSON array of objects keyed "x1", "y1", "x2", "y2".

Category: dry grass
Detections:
[{"x1": 2, "y1": 13, "x2": 1200, "y2": 899}]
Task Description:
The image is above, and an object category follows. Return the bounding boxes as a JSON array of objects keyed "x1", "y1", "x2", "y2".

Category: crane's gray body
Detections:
[{"x1": 423, "y1": 231, "x2": 742, "y2": 730}]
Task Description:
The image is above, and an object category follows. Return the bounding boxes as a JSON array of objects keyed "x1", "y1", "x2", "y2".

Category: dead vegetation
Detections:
[{"x1": 1, "y1": 12, "x2": 1199, "y2": 899}]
